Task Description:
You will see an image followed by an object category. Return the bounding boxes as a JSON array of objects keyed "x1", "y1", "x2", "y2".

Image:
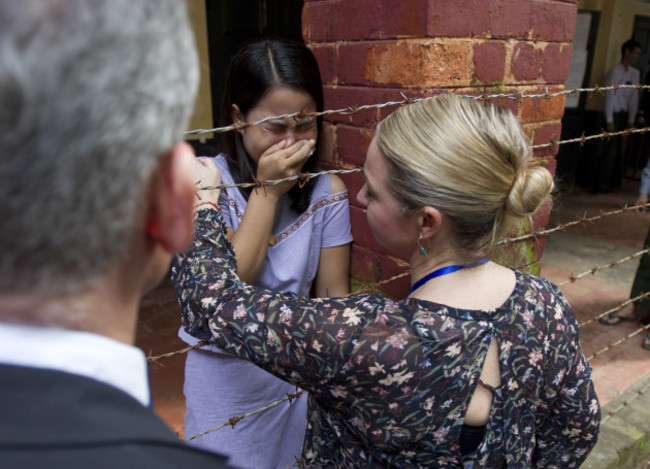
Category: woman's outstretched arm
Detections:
[{"x1": 171, "y1": 205, "x2": 375, "y2": 394}]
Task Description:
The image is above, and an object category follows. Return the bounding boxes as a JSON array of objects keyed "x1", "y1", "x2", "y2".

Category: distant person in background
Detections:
[
  {"x1": 593, "y1": 38, "x2": 642, "y2": 193},
  {"x1": 634, "y1": 58, "x2": 650, "y2": 128}
]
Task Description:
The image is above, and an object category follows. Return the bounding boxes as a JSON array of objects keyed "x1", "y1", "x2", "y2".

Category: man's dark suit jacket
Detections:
[{"x1": 0, "y1": 364, "x2": 232, "y2": 468}]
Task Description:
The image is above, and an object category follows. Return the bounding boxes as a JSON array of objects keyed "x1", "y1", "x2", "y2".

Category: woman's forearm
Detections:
[
  {"x1": 171, "y1": 208, "x2": 372, "y2": 389},
  {"x1": 228, "y1": 190, "x2": 280, "y2": 283}
]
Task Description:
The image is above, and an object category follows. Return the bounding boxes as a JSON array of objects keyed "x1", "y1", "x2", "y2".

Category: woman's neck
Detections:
[
  {"x1": 409, "y1": 240, "x2": 472, "y2": 287},
  {"x1": 408, "y1": 248, "x2": 515, "y2": 311}
]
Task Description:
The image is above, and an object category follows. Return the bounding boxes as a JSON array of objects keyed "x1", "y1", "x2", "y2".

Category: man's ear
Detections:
[
  {"x1": 418, "y1": 206, "x2": 444, "y2": 241},
  {"x1": 146, "y1": 142, "x2": 196, "y2": 254}
]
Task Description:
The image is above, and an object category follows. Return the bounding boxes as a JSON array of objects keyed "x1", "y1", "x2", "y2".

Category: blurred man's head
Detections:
[
  {"x1": 622, "y1": 38, "x2": 642, "y2": 66},
  {"x1": 0, "y1": 0, "x2": 199, "y2": 302}
]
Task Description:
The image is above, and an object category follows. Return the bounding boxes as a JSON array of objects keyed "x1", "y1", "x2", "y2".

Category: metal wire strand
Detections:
[{"x1": 184, "y1": 84, "x2": 650, "y2": 136}]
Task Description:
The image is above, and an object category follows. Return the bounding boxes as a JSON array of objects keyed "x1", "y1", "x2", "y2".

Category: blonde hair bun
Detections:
[
  {"x1": 506, "y1": 165, "x2": 555, "y2": 218},
  {"x1": 376, "y1": 94, "x2": 555, "y2": 253}
]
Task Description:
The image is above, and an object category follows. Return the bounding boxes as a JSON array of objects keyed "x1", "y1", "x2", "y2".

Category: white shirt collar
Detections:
[{"x1": 0, "y1": 323, "x2": 150, "y2": 406}]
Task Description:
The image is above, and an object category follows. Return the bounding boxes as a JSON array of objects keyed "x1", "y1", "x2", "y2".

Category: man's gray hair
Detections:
[{"x1": 0, "y1": 0, "x2": 199, "y2": 293}]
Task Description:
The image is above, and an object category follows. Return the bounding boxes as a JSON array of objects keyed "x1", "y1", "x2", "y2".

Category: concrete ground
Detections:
[{"x1": 137, "y1": 178, "x2": 650, "y2": 467}]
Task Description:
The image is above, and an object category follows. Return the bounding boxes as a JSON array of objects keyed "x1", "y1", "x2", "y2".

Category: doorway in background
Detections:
[
  {"x1": 625, "y1": 15, "x2": 650, "y2": 179},
  {"x1": 205, "y1": 0, "x2": 304, "y2": 130}
]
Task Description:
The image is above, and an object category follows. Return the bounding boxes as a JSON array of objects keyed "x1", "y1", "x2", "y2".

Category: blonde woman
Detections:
[{"x1": 174, "y1": 94, "x2": 600, "y2": 468}]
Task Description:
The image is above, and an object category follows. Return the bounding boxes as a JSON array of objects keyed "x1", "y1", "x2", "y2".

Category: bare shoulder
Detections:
[{"x1": 328, "y1": 173, "x2": 347, "y2": 194}]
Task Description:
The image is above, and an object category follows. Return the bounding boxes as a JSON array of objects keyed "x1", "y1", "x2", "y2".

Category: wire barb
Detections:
[{"x1": 183, "y1": 390, "x2": 306, "y2": 442}]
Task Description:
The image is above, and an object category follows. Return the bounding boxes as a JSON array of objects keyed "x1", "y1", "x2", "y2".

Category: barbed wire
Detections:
[
  {"x1": 197, "y1": 168, "x2": 361, "y2": 192},
  {"x1": 601, "y1": 378, "x2": 650, "y2": 425},
  {"x1": 148, "y1": 341, "x2": 208, "y2": 363},
  {"x1": 185, "y1": 84, "x2": 650, "y2": 136},
  {"x1": 586, "y1": 322, "x2": 650, "y2": 362},
  {"x1": 532, "y1": 125, "x2": 650, "y2": 151},
  {"x1": 557, "y1": 247, "x2": 650, "y2": 286},
  {"x1": 578, "y1": 291, "x2": 650, "y2": 329},
  {"x1": 184, "y1": 390, "x2": 305, "y2": 442},
  {"x1": 286, "y1": 457, "x2": 308, "y2": 469},
  {"x1": 188, "y1": 82, "x2": 650, "y2": 199},
  {"x1": 193, "y1": 124, "x2": 650, "y2": 193},
  {"x1": 498, "y1": 203, "x2": 650, "y2": 245}
]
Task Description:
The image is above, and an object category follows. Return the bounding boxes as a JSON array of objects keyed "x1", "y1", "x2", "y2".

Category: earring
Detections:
[{"x1": 418, "y1": 234, "x2": 428, "y2": 256}]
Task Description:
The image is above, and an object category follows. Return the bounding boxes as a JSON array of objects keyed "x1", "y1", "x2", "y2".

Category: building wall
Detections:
[
  {"x1": 302, "y1": 0, "x2": 579, "y2": 297},
  {"x1": 186, "y1": 0, "x2": 213, "y2": 139}
]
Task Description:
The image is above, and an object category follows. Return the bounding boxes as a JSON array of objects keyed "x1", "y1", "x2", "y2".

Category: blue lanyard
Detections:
[{"x1": 408, "y1": 258, "x2": 490, "y2": 295}]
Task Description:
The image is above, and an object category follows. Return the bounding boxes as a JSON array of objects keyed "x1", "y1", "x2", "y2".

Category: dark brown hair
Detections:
[{"x1": 220, "y1": 38, "x2": 323, "y2": 213}]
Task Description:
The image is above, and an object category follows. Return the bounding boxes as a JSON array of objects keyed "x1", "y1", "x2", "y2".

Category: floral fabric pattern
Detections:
[{"x1": 171, "y1": 209, "x2": 600, "y2": 468}]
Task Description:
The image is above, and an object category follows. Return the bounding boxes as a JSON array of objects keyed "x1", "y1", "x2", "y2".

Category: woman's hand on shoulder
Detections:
[
  {"x1": 257, "y1": 138, "x2": 315, "y2": 197},
  {"x1": 194, "y1": 157, "x2": 221, "y2": 206}
]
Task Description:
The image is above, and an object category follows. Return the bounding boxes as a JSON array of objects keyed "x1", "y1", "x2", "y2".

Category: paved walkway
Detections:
[
  {"x1": 541, "y1": 181, "x2": 650, "y2": 407},
  {"x1": 541, "y1": 181, "x2": 650, "y2": 468},
  {"x1": 137, "y1": 180, "x2": 650, "y2": 465}
]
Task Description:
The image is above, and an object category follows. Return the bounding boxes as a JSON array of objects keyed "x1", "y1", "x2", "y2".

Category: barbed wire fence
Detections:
[
  {"x1": 144, "y1": 84, "x2": 650, "y2": 459},
  {"x1": 184, "y1": 84, "x2": 650, "y2": 137}
]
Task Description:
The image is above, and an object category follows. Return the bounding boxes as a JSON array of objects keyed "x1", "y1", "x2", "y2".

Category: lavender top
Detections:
[{"x1": 215, "y1": 153, "x2": 352, "y2": 296}]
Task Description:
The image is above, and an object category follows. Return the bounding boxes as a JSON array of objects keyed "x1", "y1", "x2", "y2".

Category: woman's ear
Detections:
[
  {"x1": 231, "y1": 104, "x2": 245, "y2": 129},
  {"x1": 418, "y1": 206, "x2": 444, "y2": 241},
  {"x1": 145, "y1": 142, "x2": 196, "y2": 254}
]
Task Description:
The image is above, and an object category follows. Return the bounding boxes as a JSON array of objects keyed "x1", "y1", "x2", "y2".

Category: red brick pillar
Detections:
[{"x1": 303, "y1": 0, "x2": 578, "y2": 297}]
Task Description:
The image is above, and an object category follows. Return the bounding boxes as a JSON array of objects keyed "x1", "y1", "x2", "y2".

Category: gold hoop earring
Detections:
[{"x1": 418, "y1": 234, "x2": 428, "y2": 256}]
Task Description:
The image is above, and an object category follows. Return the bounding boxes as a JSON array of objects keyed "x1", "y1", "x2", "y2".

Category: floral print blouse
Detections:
[{"x1": 172, "y1": 208, "x2": 600, "y2": 468}]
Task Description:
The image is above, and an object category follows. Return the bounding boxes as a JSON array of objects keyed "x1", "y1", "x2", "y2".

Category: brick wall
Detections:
[{"x1": 302, "y1": 0, "x2": 579, "y2": 297}]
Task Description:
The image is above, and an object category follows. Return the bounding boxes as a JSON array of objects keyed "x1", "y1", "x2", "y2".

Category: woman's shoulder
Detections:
[
  {"x1": 513, "y1": 271, "x2": 569, "y2": 308},
  {"x1": 516, "y1": 271, "x2": 559, "y2": 290},
  {"x1": 328, "y1": 173, "x2": 347, "y2": 194},
  {"x1": 209, "y1": 153, "x2": 228, "y2": 171},
  {"x1": 204, "y1": 153, "x2": 236, "y2": 186},
  {"x1": 311, "y1": 173, "x2": 348, "y2": 201}
]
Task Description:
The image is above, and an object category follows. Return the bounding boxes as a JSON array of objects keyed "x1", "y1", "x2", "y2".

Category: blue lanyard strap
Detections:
[{"x1": 408, "y1": 258, "x2": 490, "y2": 295}]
